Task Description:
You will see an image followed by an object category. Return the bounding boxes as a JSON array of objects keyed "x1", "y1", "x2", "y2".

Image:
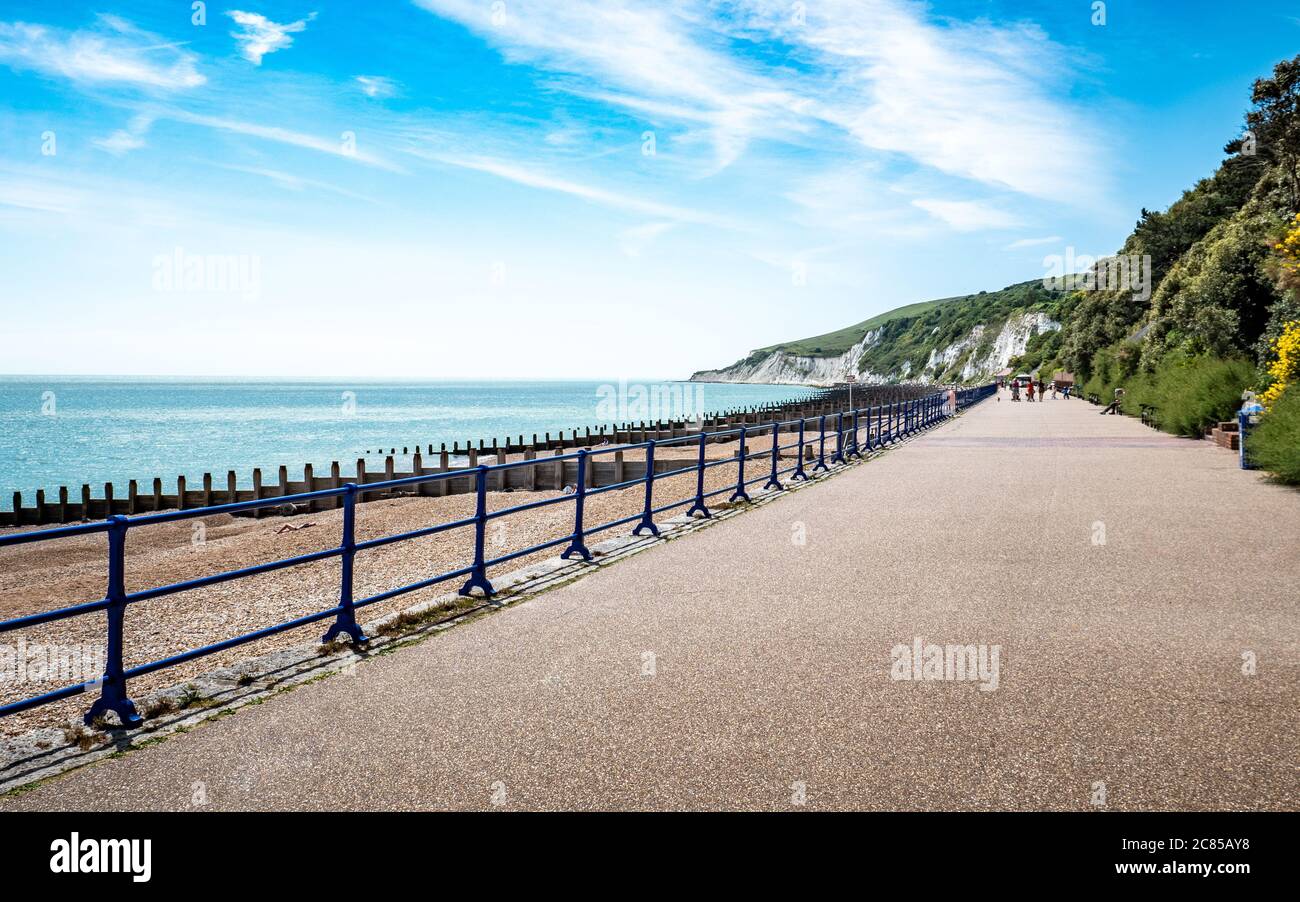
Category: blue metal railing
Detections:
[{"x1": 0, "y1": 384, "x2": 995, "y2": 726}]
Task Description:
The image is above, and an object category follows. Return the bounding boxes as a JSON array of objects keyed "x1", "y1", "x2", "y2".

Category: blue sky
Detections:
[{"x1": 0, "y1": 0, "x2": 1295, "y2": 378}]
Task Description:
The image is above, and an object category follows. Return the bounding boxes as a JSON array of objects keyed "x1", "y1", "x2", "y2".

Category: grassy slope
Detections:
[
  {"x1": 739, "y1": 281, "x2": 1059, "y2": 380},
  {"x1": 753, "y1": 297, "x2": 955, "y2": 357}
]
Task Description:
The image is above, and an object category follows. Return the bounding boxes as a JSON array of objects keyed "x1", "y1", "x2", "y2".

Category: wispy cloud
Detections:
[
  {"x1": 1005, "y1": 235, "x2": 1063, "y2": 249},
  {"x1": 355, "y1": 74, "x2": 399, "y2": 98},
  {"x1": 912, "y1": 198, "x2": 1021, "y2": 231},
  {"x1": 226, "y1": 10, "x2": 315, "y2": 65},
  {"x1": 0, "y1": 16, "x2": 204, "y2": 89},
  {"x1": 415, "y1": 0, "x2": 1106, "y2": 202},
  {"x1": 216, "y1": 163, "x2": 381, "y2": 203},
  {"x1": 168, "y1": 110, "x2": 404, "y2": 172},
  {"x1": 93, "y1": 114, "x2": 155, "y2": 155},
  {"x1": 426, "y1": 152, "x2": 736, "y2": 227},
  {"x1": 413, "y1": 0, "x2": 809, "y2": 173}
]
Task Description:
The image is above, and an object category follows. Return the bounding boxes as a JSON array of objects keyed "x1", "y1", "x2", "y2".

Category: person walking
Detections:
[{"x1": 1026, "y1": 380, "x2": 1035, "y2": 402}]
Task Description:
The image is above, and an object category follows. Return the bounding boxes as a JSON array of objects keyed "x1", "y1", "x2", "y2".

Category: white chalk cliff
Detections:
[{"x1": 690, "y1": 312, "x2": 1059, "y2": 386}]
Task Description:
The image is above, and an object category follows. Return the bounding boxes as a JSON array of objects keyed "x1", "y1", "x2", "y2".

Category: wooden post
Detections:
[
  {"x1": 330, "y1": 461, "x2": 341, "y2": 508},
  {"x1": 152, "y1": 478, "x2": 163, "y2": 512},
  {"x1": 103, "y1": 482, "x2": 114, "y2": 517},
  {"x1": 176, "y1": 476, "x2": 186, "y2": 511},
  {"x1": 12, "y1": 492, "x2": 21, "y2": 526},
  {"x1": 495, "y1": 448, "x2": 506, "y2": 491},
  {"x1": 36, "y1": 489, "x2": 46, "y2": 523},
  {"x1": 227, "y1": 470, "x2": 237, "y2": 505},
  {"x1": 80, "y1": 484, "x2": 91, "y2": 520},
  {"x1": 278, "y1": 466, "x2": 289, "y2": 510},
  {"x1": 355, "y1": 459, "x2": 367, "y2": 505},
  {"x1": 128, "y1": 480, "x2": 138, "y2": 515},
  {"x1": 202, "y1": 472, "x2": 213, "y2": 508},
  {"x1": 525, "y1": 448, "x2": 536, "y2": 490},
  {"x1": 303, "y1": 464, "x2": 314, "y2": 512},
  {"x1": 615, "y1": 450, "x2": 625, "y2": 483},
  {"x1": 412, "y1": 452, "x2": 424, "y2": 496},
  {"x1": 252, "y1": 469, "x2": 264, "y2": 519}
]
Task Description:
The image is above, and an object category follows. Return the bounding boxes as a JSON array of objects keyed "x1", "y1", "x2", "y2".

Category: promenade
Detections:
[{"x1": 5, "y1": 394, "x2": 1297, "y2": 811}]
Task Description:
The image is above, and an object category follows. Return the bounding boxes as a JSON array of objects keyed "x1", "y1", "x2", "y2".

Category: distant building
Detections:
[{"x1": 1052, "y1": 370, "x2": 1075, "y2": 387}]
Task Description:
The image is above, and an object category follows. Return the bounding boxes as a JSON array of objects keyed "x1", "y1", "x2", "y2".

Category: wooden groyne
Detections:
[{"x1": 1, "y1": 384, "x2": 932, "y2": 528}]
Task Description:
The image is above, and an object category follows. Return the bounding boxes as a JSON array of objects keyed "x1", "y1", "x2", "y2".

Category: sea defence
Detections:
[{"x1": 1, "y1": 385, "x2": 934, "y2": 528}]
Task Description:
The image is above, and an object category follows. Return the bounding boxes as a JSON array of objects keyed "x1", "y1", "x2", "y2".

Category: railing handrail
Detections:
[{"x1": 0, "y1": 384, "x2": 996, "y2": 726}]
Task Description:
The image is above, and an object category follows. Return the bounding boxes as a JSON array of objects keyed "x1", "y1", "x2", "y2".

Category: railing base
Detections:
[
  {"x1": 85, "y1": 683, "x2": 142, "y2": 728},
  {"x1": 561, "y1": 540, "x2": 592, "y2": 562},
  {"x1": 458, "y1": 573, "x2": 495, "y2": 598},
  {"x1": 321, "y1": 616, "x2": 368, "y2": 645},
  {"x1": 631, "y1": 518, "x2": 659, "y2": 537}
]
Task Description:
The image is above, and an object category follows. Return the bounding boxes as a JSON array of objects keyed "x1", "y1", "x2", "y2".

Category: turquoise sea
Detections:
[{"x1": 0, "y1": 377, "x2": 814, "y2": 509}]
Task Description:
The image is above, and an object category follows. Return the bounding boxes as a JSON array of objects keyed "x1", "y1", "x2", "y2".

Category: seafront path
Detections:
[{"x1": 5, "y1": 393, "x2": 1297, "y2": 810}]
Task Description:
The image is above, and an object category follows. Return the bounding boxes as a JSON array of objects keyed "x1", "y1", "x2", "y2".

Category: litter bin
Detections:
[{"x1": 1238, "y1": 395, "x2": 1264, "y2": 469}]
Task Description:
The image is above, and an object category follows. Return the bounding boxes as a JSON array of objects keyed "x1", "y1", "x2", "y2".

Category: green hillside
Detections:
[
  {"x1": 742, "y1": 280, "x2": 1064, "y2": 381},
  {"x1": 754, "y1": 298, "x2": 955, "y2": 357}
]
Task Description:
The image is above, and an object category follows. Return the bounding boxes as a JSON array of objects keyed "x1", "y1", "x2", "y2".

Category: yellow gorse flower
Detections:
[
  {"x1": 1277, "y1": 214, "x2": 1300, "y2": 273},
  {"x1": 1259, "y1": 319, "x2": 1300, "y2": 408}
]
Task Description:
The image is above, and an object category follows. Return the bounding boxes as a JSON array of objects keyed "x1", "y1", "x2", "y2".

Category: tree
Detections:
[{"x1": 1241, "y1": 55, "x2": 1300, "y2": 212}]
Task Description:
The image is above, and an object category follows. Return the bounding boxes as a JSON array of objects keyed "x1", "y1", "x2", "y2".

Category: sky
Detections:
[{"x1": 0, "y1": 0, "x2": 1296, "y2": 379}]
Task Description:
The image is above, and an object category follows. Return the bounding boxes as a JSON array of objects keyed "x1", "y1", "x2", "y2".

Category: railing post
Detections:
[
  {"x1": 849, "y1": 408, "x2": 862, "y2": 459},
  {"x1": 813, "y1": 414, "x2": 829, "y2": 473},
  {"x1": 764, "y1": 421, "x2": 783, "y2": 491},
  {"x1": 322, "y1": 483, "x2": 368, "y2": 644},
  {"x1": 458, "y1": 466, "x2": 495, "y2": 597},
  {"x1": 686, "y1": 432, "x2": 711, "y2": 518},
  {"x1": 793, "y1": 418, "x2": 808, "y2": 481},
  {"x1": 562, "y1": 450, "x2": 593, "y2": 560},
  {"x1": 832, "y1": 412, "x2": 845, "y2": 464},
  {"x1": 632, "y1": 440, "x2": 659, "y2": 536},
  {"x1": 730, "y1": 426, "x2": 751, "y2": 503},
  {"x1": 85, "y1": 515, "x2": 142, "y2": 727}
]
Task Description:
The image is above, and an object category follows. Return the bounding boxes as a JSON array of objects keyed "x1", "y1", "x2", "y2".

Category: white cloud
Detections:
[
  {"x1": 226, "y1": 10, "x2": 315, "y2": 65},
  {"x1": 414, "y1": 0, "x2": 1107, "y2": 201},
  {"x1": 732, "y1": 0, "x2": 1103, "y2": 200},
  {"x1": 355, "y1": 75, "x2": 399, "y2": 98},
  {"x1": 413, "y1": 0, "x2": 809, "y2": 173},
  {"x1": 216, "y1": 164, "x2": 380, "y2": 203},
  {"x1": 0, "y1": 18, "x2": 204, "y2": 89},
  {"x1": 93, "y1": 114, "x2": 154, "y2": 155},
  {"x1": 167, "y1": 110, "x2": 404, "y2": 171},
  {"x1": 430, "y1": 153, "x2": 736, "y2": 227},
  {"x1": 1005, "y1": 235, "x2": 1062, "y2": 249},
  {"x1": 912, "y1": 198, "x2": 1021, "y2": 231}
]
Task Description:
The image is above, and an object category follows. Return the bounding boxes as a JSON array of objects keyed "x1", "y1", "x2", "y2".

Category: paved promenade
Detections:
[{"x1": 5, "y1": 395, "x2": 1297, "y2": 810}]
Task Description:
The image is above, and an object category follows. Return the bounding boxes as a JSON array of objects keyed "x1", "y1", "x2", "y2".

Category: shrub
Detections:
[
  {"x1": 1249, "y1": 383, "x2": 1300, "y2": 483},
  {"x1": 1116, "y1": 354, "x2": 1254, "y2": 436}
]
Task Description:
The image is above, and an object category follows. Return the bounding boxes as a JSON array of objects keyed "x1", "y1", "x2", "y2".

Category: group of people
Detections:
[{"x1": 1000, "y1": 378, "x2": 1073, "y2": 402}]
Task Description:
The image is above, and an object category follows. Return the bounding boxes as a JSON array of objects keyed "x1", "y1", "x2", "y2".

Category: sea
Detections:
[{"x1": 0, "y1": 377, "x2": 815, "y2": 509}]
